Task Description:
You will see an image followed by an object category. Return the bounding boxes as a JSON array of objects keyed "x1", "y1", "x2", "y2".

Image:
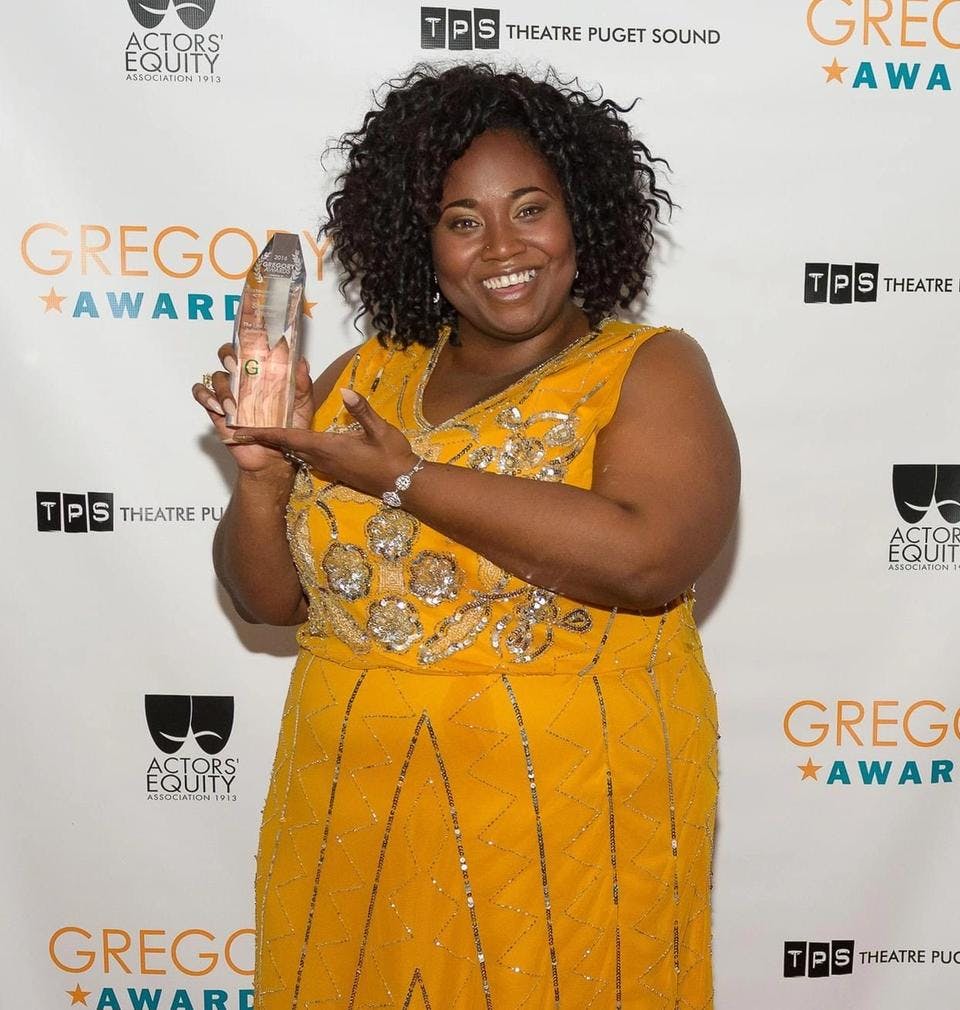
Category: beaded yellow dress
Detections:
[{"x1": 255, "y1": 320, "x2": 718, "y2": 1010}]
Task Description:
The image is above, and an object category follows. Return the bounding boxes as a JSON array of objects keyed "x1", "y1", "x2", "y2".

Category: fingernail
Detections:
[
  {"x1": 224, "y1": 355, "x2": 238, "y2": 373},
  {"x1": 206, "y1": 397, "x2": 225, "y2": 416},
  {"x1": 340, "y1": 387, "x2": 360, "y2": 407},
  {"x1": 232, "y1": 433, "x2": 254, "y2": 443},
  {"x1": 224, "y1": 399, "x2": 238, "y2": 416}
]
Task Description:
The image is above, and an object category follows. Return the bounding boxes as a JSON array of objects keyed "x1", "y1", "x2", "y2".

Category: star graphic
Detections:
[
  {"x1": 798, "y1": 758, "x2": 822, "y2": 781},
  {"x1": 301, "y1": 296, "x2": 317, "y2": 319},
  {"x1": 39, "y1": 287, "x2": 66, "y2": 313},
  {"x1": 66, "y1": 985, "x2": 91, "y2": 1006},
  {"x1": 823, "y1": 58, "x2": 848, "y2": 83}
]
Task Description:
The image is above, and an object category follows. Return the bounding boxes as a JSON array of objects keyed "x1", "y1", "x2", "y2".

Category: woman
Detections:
[{"x1": 194, "y1": 64, "x2": 738, "y2": 1010}]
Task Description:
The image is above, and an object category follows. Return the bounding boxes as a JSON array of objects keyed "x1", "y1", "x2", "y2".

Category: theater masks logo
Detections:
[
  {"x1": 893, "y1": 465, "x2": 960, "y2": 525},
  {"x1": 145, "y1": 694, "x2": 234, "y2": 754},
  {"x1": 127, "y1": 0, "x2": 217, "y2": 29}
]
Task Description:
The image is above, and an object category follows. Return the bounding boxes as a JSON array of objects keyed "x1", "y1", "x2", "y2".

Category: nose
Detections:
[{"x1": 481, "y1": 216, "x2": 525, "y2": 262}]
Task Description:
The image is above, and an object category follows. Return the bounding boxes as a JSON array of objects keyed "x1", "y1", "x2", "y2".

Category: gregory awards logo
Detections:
[
  {"x1": 144, "y1": 695, "x2": 239, "y2": 802},
  {"x1": 123, "y1": 0, "x2": 224, "y2": 84},
  {"x1": 889, "y1": 464, "x2": 960, "y2": 571},
  {"x1": 806, "y1": 0, "x2": 958, "y2": 92}
]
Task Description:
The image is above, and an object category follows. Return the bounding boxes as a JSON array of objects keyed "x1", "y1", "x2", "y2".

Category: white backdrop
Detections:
[{"x1": 4, "y1": 2, "x2": 960, "y2": 1007}]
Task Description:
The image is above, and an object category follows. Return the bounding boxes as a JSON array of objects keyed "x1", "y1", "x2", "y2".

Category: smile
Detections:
[{"x1": 481, "y1": 269, "x2": 538, "y2": 290}]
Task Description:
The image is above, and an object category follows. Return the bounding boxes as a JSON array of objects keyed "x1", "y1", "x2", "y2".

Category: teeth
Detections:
[{"x1": 483, "y1": 269, "x2": 537, "y2": 290}]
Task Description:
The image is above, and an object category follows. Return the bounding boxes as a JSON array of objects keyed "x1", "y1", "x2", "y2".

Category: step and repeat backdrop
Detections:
[{"x1": 3, "y1": 1, "x2": 960, "y2": 1008}]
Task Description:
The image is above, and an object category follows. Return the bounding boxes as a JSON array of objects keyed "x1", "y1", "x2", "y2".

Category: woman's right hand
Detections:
[{"x1": 192, "y1": 341, "x2": 316, "y2": 476}]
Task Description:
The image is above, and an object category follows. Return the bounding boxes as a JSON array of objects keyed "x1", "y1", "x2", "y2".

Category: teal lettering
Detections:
[
  {"x1": 106, "y1": 291, "x2": 144, "y2": 319},
  {"x1": 203, "y1": 992, "x2": 227, "y2": 1010},
  {"x1": 928, "y1": 63, "x2": 951, "y2": 90},
  {"x1": 188, "y1": 293, "x2": 214, "y2": 320},
  {"x1": 73, "y1": 291, "x2": 100, "y2": 318},
  {"x1": 853, "y1": 62, "x2": 878, "y2": 89},
  {"x1": 858, "y1": 760, "x2": 892, "y2": 785},
  {"x1": 152, "y1": 292, "x2": 178, "y2": 320},
  {"x1": 127, "y1": 990, "x2": 162, "y2": 1010},
  {"x1": 170, "y1": 991, "x2": 195, "y2": 1010},
  {"x1": 239, "y1": 991, "x2": 254, "y2": 1010},
  {"x1": 886, "y1": 62, "x2": 920, "y2": 89},
  {"x1": 225, "y1": 293, "x2": 240, "y2": 321},
  {"x1": 932, "y1": 759, "x2": 954, "y2": 783},
  {"x1": 827, "y1": 760, "x2": 851, "y2": 785},
  {"x1": 97, "y1": 990, "x2": 121, "y2": 1010},
  {"x1": 898, "y1": 760, "x2": 922, "y2": 785}
]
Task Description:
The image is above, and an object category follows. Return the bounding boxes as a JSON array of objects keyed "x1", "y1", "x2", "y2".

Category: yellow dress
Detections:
[{"x1": 255, "y1": 320, "x2": 718, "y2": 1010}]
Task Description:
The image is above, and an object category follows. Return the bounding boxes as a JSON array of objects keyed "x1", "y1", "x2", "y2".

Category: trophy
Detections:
[{"x1": 226, "y1": 232, "x2": 305, "y2": 428}]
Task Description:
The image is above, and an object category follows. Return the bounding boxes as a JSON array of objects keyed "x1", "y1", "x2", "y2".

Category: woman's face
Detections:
[{"x1": 430, "y1": 129, "x2": 578, "y2": 343}]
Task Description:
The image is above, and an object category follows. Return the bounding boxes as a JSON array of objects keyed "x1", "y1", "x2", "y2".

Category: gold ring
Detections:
[{"x1": 202, "y1": 373, "x2": 215, "y2": 392}]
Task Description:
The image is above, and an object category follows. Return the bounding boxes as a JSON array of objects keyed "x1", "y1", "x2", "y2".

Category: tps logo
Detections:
[
  {"x1": 421, "y1": 7, "x2": 500, "y2": 49},
  {"x1": 804, "y1": 262, "x2": 878, "y2": 303},
  {"x1": 127, "y1": 0, "x2": 217, "y2": 29},
  {"x1": 893, "y1": 465, "x2": 960, "y2": 525},
  {"x1": 36, "y1": 491, "x2": 114, "y2": 533},
  {"x1": 784, "y1": 940, "x2": 855, "y2": 977},
  {"x1": 145, "y1": 695, "x2": 234, "y2": 754}
]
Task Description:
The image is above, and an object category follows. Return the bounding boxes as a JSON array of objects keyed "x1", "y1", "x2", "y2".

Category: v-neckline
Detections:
[{"x1": 412, "y1": 322, "x2": 605, "y2": 431}]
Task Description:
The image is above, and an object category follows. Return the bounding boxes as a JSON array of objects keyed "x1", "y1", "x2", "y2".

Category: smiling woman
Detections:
[{"x1": 193, "y1": 62, "x2": 738, "y2": 1010}]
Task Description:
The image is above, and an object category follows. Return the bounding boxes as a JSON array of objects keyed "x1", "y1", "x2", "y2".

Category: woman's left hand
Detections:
[{"x1": 231, "y1": 388, "x2": 420, "y2": 498}]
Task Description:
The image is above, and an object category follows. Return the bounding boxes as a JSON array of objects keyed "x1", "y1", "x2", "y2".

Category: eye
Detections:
[
  {"x1": 447, "y1": 216, "x2": 480, "y2": 231},
  {"x1": 517, "y1": 204, "x2": 545, "y2": 219}
]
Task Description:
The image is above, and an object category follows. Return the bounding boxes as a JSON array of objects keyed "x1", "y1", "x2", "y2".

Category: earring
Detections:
[{"x1": 432, "y1": 273, "x2": 441, "y2": 304}]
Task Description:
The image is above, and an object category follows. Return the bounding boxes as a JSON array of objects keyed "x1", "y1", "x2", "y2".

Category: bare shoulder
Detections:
[{"x1": 311, "y1": 342, "x2": 365, "y2": 404}]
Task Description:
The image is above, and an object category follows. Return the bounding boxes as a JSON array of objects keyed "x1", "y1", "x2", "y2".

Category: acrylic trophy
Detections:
[{"x1": 226, "y1": 232, "x2": 305, "y2": 428}]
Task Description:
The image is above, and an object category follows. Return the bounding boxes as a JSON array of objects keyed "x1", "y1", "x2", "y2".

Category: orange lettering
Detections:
[
  {"x1": 872, "y1": 700, "x2": 899, "y2": 746},
  {"x1": 301, "y1": 230, "x2": 332, "y2": 281},
  {"x1": 154, "y1": 225, "x2": 203, "y2": 279},
  {"x1": 119, "y1": 226, "x2": 149, "y2": 277},
  {"x1": 807, "y1": 0, "x2": 857, "y2": 44},
  {"x1": 171, "y1": 929, "x2": 217, "y2": 977},
  {"x1": 102, "y1": 928, "x2": 132, "y2": 974},
  {"x1": 224, "y1": 929, "x2": 255, "y2": 976},
  {"x1": 863, "y1": 0, "x2": 894, "y2": 42},
  {"x1": 139, "y1": 929, "x2": 166, "y2": 975},
  {"x1": 905, "y1": 699, "x2": 948, "y2": 746},
  {"x1": 49, "y1": 927, "x2": 95, "y2": 973},
  {"x1": 784, "y1": 699, "x2": 829, "y2": 746},
  {"x1": 209, "y1": 227, "x2": 257, "y2": 280},
  {"x1": 21, "y1": 222, "x2": 71, "y2": 275},
  {"x1": 934, "y1": 0, "x2": 960, "y2": 46},
  {"x1": 836, "y1": 699, "x2": 865, "y2": 746},
  {"x1": 80, "y1": 225, "x2": 112, "y2": 276}
]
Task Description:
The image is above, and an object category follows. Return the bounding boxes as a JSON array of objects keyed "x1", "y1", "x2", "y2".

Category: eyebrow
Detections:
[{"x1": 440, "y1": 186, "x2": 552, "y2": 212}]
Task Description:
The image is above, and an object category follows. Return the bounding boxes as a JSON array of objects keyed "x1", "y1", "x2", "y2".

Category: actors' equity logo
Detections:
[
  {"x1": 123, "y1": 0, "x2": 223, "y2": 83},
  {"x1": 806, "y1": 0, "x2": 956, "y2": 91},
  {"x1": 804, "y1": 262, "x2": 878, "y2": 303},
  {"x1": 36, "y1": 492, "x2": 114, "y2": 533},
  {"x1": 144, "y1": 695, "x2": 239, "y2": 801},
  {"x1": 145, "y1": 694, "x2": 234, "y2": 754},
  {"x1": 127, "y1": 0, "x2": 217, "y2": 30},
  {"x1": 889, "y1": 465, "x2": 960, "y2": 571},
  {"x1": 421, "y1": 7, "x2": 500, "y2": 48},
  {"x1": 784, "y1": 940, "x2": 855, "y2": 977}
]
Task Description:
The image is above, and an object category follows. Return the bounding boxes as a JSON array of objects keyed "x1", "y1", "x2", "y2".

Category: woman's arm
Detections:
[
  {"x1": 195, "y1": 343, "x2": 361, "y2": 624},
  {"x1": 234, "y1": 330, "x2": 739, "y2": 611}
]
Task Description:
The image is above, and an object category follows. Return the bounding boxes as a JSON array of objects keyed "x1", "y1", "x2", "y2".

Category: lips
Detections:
[{"x1": 482, "y1": 268, "x2": 538, "y2": 291}]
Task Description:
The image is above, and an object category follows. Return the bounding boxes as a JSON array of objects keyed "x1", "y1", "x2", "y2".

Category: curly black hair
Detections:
[{"x1": 322, "y1": 62, "x2": 672, "y2": 348}]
